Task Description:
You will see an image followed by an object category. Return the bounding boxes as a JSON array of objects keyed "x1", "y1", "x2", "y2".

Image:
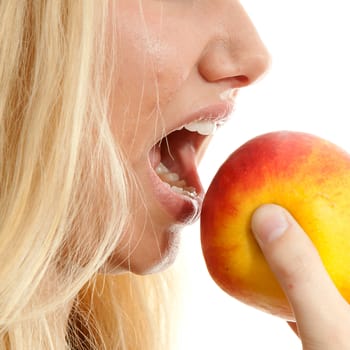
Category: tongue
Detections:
[{"x1": 161, "y1": 130, "x2": 201, "y2": 191}]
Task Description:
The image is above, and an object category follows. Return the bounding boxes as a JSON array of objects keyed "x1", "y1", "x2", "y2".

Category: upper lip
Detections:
[
  {"x1": 183, "y1": 101, "x2": 234, "y2": 128},
  {"x1": 149, "y1": 100, "x2": 235, "y2": 170},
  {"x1": 146, "y1": 94, "x2": 237, "y2": 224},
  {"x1": 159, "y1": 100, "x2": 235, "y2": 143}
]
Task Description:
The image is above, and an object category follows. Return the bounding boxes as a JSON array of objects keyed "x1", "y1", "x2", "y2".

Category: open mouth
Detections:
[{"x1": 149, "y1": 118, "x2": 224, "y2": 222}]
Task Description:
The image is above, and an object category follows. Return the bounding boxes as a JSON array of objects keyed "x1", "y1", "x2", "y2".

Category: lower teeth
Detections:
[{"x1": 155, "y1": 162, "x2": 197, "y2": 198}]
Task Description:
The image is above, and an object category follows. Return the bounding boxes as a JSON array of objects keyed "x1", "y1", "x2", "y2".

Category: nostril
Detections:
[
  {"x1": 220, "y1": 75, "x2": 250, "y2": 89},
  {"x1": 233, "y1": 75, "x2": 250, "y2": 87}
]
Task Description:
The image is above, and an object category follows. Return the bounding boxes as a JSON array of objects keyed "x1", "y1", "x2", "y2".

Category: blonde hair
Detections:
[{"x1": 0, "y1": 1, "x2": 177, "y2": 349}]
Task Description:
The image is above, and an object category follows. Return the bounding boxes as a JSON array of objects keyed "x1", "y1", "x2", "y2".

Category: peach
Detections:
[{"x1": 200, "y1": 131, "x2": 350, "y2": 319}]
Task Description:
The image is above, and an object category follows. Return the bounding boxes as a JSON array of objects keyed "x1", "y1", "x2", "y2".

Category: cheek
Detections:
[
  {"x1": 155, "y1": 61, "x2": 189, "y2": 104},
  {"x1": 109, "y1": 1, "x2": 197, "y2": 113},
  {"x1": 109, "y1": 44, "x2": 188, "y2": 155},
  {"x1": 116, "y1": 27, "x2": 188, "y2": 110},
  {"x1": 149, "y1": 32, "x2": 194, "y2": 103}
]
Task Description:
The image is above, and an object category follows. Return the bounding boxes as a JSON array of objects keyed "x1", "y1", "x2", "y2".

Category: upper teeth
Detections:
[{"x1": 183, "y1": 120, "x2": 218, "y2": 136}]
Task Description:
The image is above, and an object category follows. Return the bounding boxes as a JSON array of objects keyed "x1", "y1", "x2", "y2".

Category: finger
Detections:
[{"x1": 251, "y1": 204, "x2": 349, "y2": 331}]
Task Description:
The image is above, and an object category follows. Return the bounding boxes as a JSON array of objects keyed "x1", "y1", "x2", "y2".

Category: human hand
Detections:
[{"x1": 251, "y1": 204, "x2": 350, "y2": 350}]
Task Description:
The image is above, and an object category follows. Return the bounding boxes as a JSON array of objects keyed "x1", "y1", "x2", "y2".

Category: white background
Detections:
[{"x1": 178, "y1": 1, "x2": 350, "y2": 349}]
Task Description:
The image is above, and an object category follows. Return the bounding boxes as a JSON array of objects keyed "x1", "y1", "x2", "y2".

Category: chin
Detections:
[{"x1": 103, "y1": 224, "x2": 182, "y2": 275}]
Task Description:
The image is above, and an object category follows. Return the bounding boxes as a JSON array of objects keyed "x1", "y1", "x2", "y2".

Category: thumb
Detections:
[{"x1": 251, "y1": 204, "x2": 349, "y2": 334}]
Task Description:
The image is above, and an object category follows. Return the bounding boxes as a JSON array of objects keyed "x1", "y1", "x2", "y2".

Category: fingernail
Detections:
[{"x1": 251, "y1": 205, "x2": 289, "y2": 245}]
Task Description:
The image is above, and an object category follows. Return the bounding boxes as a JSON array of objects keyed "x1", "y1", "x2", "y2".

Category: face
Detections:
[{"x1": 106, "y1": 0, "x2": 270, "y2": 274}]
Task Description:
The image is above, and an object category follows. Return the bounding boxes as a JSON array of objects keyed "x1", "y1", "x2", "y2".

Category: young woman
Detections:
[{"x1": 0, "y1": 1, "x2": 349, "y2": 349}]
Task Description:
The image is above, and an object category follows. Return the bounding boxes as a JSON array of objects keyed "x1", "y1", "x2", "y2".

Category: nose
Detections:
[{"x1": 198, "y1": 2, "x2": 271, "y2": 88}]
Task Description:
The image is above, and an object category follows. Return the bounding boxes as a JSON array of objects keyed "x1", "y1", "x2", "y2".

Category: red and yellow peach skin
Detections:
[{"x1": 200, "y1": 131, "x2": 350, "y2": 319}]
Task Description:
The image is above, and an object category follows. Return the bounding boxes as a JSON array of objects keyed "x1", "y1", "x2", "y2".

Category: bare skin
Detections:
[{"x1": 252, "y1": 204, "x2": 350, "y2": 349}]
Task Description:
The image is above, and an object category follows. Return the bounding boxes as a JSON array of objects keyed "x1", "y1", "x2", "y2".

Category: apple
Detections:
[{"x1": 200, "y1": 131, "x2": 350, "y2": 319}]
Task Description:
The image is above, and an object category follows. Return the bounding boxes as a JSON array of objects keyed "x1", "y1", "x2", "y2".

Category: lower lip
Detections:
[
  {"x1": 147, "y1": 163, "x2": 204, "y2": 225},
  {"x1": 146, "y1": 102, "x2": 235, "y2": 223}
]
